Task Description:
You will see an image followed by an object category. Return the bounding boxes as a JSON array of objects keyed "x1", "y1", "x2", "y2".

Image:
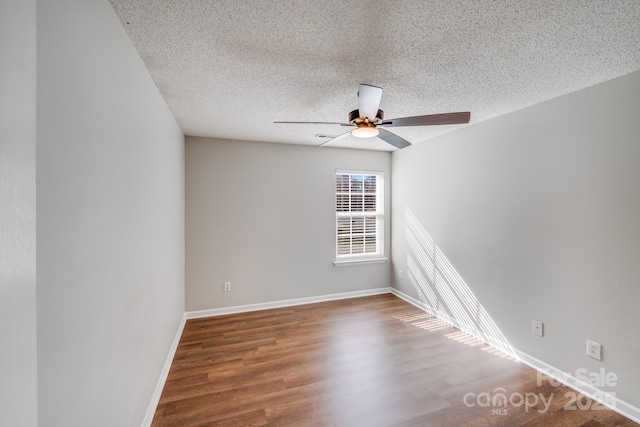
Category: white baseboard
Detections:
[
  {"x1": 390, "y1": 287, "x2": 640, "y2": 425},
  {"x1": 391, "y1": 287, "x2": 453, "y2": 324},
  {"x1": 186, "y1": 287, "x2": 392, "y2": 319},
  {"x1": 140, "y1": 313, "x2": 186, "y2": 427},
  {"x1": 515, "y1": 350, "x2": 640, "y2": 424},
  {"x1": 390, "y1": 287, "x2": 430, "y2": 312}
]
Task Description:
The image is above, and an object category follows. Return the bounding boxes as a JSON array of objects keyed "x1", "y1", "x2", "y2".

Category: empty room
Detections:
[{"x1": 2, "y1": 0, "x2": 640, "y2": 426}]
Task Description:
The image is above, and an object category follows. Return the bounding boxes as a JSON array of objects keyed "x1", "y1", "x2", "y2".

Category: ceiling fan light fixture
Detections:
[{"x1": 352, "y1": 124, "x2": 379, "y2": 138}]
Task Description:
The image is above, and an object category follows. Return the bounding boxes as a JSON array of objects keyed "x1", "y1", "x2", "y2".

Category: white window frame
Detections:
[{"x1": 334, "y1": 170, "x2": 385, "y2": 265}]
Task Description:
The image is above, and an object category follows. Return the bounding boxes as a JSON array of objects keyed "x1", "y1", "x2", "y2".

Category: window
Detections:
[{"x1": 335, "y1": 171, "x2": 384, "y2": 260}]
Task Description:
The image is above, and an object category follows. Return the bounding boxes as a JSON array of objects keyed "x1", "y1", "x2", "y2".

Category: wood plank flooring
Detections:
[{"x1": 151, "y1": 294, "x2": 637, "y2": 426}]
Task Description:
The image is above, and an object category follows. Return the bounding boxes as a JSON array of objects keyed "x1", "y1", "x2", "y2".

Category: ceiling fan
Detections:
[{"x1": 275, "y1": 84, "x2": 471, "y2": 149}]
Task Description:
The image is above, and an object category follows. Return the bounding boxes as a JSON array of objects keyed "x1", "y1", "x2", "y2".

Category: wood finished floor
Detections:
[{"x1": 152, "y1": 294, "x2": 637, "y2": 427}]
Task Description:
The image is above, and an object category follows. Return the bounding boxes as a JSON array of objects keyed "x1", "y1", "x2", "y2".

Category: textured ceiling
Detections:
[{"x1": 109, "y1": 0, "x2": 640, "y2": 151}]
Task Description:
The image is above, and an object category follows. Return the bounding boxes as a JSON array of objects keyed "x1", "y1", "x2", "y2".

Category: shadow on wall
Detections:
[{"x1": 404, "y1": 205, "x2": 517, "y2": 359}]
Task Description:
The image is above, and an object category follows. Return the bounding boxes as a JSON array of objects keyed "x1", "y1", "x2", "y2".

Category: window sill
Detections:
[{"x1": 333, "y1": 257, "x2": 388, "y2": 267}]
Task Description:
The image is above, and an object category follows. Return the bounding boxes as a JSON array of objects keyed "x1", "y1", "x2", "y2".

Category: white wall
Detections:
[
  {"x1": 0, "y1": 0, "x2": 38, "y2": 426},
  {"x1": 186, "y1": 137, "x2": 391, "y2": 311},
  {"x1": 391, "y1": 71, "x2": 640, "y2": 408},
  {"x1": 36, "y1": 1, "x2": 185, "y2": 426}
]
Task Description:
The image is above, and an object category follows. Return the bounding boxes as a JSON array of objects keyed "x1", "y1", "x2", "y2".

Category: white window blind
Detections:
[{"x1": 335, "y1": 171, "x2": 384, "y2": 258}]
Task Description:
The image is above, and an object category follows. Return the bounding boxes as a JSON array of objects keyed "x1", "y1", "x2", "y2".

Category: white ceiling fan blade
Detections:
[
  {"x1": 316, "y1": 130, "x2": 353, "y2": 147},
  {"x1": 358, "y1": 84, "x2": 383, "y2": 120}
]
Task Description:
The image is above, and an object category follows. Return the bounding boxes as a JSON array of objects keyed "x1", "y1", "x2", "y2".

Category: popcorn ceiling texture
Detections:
[{"x1": 109, "y1": 0, "x2": 640, "y2": 150}]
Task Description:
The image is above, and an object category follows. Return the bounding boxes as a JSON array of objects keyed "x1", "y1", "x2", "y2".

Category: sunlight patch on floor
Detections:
[{"x1": 391, "y1": 312, "x2": 453, "y2": 332}]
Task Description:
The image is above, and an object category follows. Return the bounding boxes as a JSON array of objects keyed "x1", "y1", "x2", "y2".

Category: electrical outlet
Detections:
[
  {"x1": 224, "y1": 282, "x2": 231, "y2": 292},
  {"x1": 587, "y1": 340, "x2": 602, "y2": 360},
  {"x1": 532, "y1": 320, "x2": 543, "y2": 337},
  {"x1": 399, "y1": 270, "x2": 403, "y2": 279}
]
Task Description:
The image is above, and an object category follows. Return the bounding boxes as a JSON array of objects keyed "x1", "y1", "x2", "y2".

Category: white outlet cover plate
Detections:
[
  {"x1": 532, "y1": 320, "x2": 543, "y2": 337},
  {"x1": 587, "y1": 340, "x2": 602, "y2": 360}
]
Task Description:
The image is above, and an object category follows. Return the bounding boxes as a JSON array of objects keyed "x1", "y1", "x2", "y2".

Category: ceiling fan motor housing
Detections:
[{"x1": 349, "y1": 109, "x2": 384, "y2": 124}]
